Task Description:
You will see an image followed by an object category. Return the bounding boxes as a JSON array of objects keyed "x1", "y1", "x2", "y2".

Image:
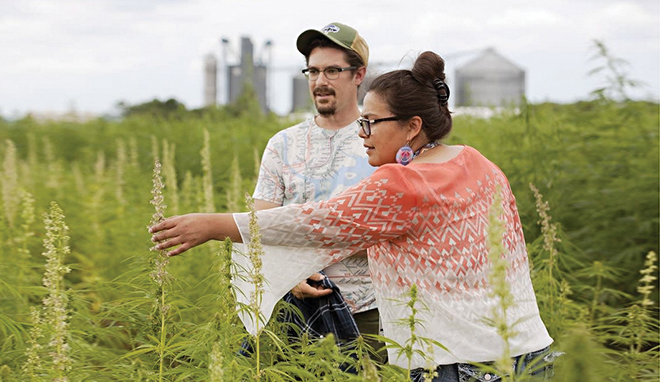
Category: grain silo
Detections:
[
  {"x1": 203, "y1": 53, "x2": 217, "y2": 107},
  {"x1": 291, "y1": 75, "x2": 311, "y2": 113},
  {"x1": 455, "y1": 48, "x2": 525, "y2": 107},
  {"x1": 227, "y1": 36, "x2": 269, "y2": 113}
]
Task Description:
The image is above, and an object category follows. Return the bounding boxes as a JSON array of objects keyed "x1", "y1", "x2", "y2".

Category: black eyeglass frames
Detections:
[
  {"x1": 302, "y1": 66, "x2": 358, "y2": 80},
  {"x1": 356, "y1": 116, "x2": 400, "y2": 137}
]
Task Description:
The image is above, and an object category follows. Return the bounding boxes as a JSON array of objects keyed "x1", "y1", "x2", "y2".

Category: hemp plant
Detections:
[
  {"x1": 529, "y1": 183, "x2": 579, "y2": 337},
  {"x1": 161, "y1": 139, "x2": 179, "y2": 216},
  {"x1": 485, "y1": 187, "x2": 516, "y2": 380},
  {"x1": 22, "y1": 307, "x2": 44, "y2": 381},
  {"x1": 244, "y1": 194, "x2": 266, "y2": 379},
  {"x1": 389, "y1": 284, "x2": 448, "y2": 380},
  {"x1": 23, "y1": 202, "x2": 73, "y2": 382},
  {"x1": 200, "y1": 129, "x2": 215, "y2": 213},
  {"x1": 603, "y1": 251, "x2": 660, "y2": 380},
  {"x1": 114, "y1": 138, "x2": 127, "y2": 210},
  {"x1": 226, "y1": 156, "x2": 243, "y2": 212},
  {"x1": 147, "y1": 158, "x2": 174, "y2": 382},
  {"x1": 208, "y1": 342, "x2": 224, "y2": 382},
  {"x1": 588, "y1": 39, "x2": 641, "y2": 102},
  {"x1": 13, "y1": 190, "x2": 38, "y2": 306},
  {"x1": 2, "y1": 140, "x2": 19, "y2": 231}
]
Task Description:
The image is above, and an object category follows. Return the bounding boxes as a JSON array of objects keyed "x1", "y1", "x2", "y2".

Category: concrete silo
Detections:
[
  {"x1": 203, "y1": 53, "x2": 218, "y2": 107},
  {"x1": 291, "y1": 75, "x2": 311, "y2": 113},
  {"x1": 227, "y1": 36, "x2": 269, "y2": 113},
  {"x1": 455, "y1": 48, "x2": 525, "y2": 107}
]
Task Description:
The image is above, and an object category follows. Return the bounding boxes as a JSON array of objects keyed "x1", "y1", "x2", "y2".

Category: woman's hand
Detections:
[{"x1": 149, "y1": 213, "x2": 232, "y2": 257}]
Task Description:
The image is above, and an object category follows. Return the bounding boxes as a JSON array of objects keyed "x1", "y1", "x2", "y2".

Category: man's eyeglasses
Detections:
[
  {"x1": 356, "y1": 117, "x2": 400, "y2": 137},
  {"x1": 302, "y1": 66, "x2": 357, "y2": 80}
]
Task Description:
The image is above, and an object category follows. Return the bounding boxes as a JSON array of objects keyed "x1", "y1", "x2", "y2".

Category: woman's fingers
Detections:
[
  {"x1": 149, "y1": 215, "x2": 179, "y2": 234},
  {"x1": 151, "y1": 233, "x2": 190, "y2": 256},
  {"x1": 151, "y1": 228, "x2": 176, "y2": 244},
  {"x1": 150, "y1": 216, "x2": 186, "y2": 244},
  {"x1": 148, "y1": 214, "x2": 215, "y2": 256},
  {"x1": 166, "y1": 243, "x2": 190, "y2": 257},
  {"x1": 154, "y1": 236, "x2": 180, "y2": 251}
]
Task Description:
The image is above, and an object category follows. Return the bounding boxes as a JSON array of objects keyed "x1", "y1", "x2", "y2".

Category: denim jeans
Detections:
[{"x1": 410, "y1": 346, "x2": 558, "y2": 382}]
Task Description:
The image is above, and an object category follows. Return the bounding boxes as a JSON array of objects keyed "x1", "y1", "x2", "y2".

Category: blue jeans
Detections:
[{"x1": 410, "y1": 346, "x2": 558, "y2": 382}]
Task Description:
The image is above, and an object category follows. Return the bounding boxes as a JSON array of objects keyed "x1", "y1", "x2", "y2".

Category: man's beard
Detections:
[
  {"x1": 316, "y1": 102, "x2": 336, "y2": 116},
  {"x1": 314, "y1": 86, "x2": 336, "y2": 116}
]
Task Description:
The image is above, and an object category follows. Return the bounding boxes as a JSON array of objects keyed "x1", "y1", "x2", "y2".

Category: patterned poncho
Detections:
[{"x1": 232, "y1": 145, "x2": 552, "y2": 368}]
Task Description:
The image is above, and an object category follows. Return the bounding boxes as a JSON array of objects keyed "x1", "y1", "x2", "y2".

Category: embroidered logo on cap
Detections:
[{"x1": 321, "y1": 24, "x2": 340, "y2": 34}]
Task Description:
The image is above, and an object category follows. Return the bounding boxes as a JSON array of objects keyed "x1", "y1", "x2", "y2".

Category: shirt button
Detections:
[{"x1": 484, "y1": 374, "x2": 492, "y2": 381}]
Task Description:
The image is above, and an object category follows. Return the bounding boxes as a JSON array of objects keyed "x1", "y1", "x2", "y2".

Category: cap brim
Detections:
[{"x1": 296, "y1": 29, "x2": 350, "y2": 56}]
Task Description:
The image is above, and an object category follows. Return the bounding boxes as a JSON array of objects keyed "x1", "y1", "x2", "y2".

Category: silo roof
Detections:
[{"x1": 457, "y1": 47, "x2": 524, "y2": 74}]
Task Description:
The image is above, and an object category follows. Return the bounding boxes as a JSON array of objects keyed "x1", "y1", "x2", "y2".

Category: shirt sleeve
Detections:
[
  {"x1": 237, "y1": 164, "x2": 418, "y2": 253},
  {"x1": 252, "y1": 134, "x2": 286, "y2": 205},
  {"x1": 232, "y1": 164, "x2": 418, "y2": 335}
]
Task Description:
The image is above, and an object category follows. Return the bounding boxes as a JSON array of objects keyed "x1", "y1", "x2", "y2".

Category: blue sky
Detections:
[{"x1": 1, "y1": 0, "x2": 658, "y2": 117}]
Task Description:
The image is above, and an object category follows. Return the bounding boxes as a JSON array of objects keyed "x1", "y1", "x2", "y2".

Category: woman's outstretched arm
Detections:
[{"x1": 149, "y1": 213, "x2": 242, "y2": 257}]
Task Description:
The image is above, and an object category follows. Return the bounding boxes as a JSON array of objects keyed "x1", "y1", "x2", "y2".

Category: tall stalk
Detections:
[
  {"x1": 529, "y1": 182, "x2": 567, "y2": 336},
  {"x1": 2, "y1": 140, "x2": 19, "y2": 231},
  {"x1": 149, "y1": 159, "x2": 171, "y2": 382},
  {"x1": 226, "y1": 156, "x2": 243, "y2": 212},
  {"x1": 43, "y1": 138, "x2": 62, "y2": 192},
  {"x1": 162, "y1": 139, "x2": 179, "y2": 215},
  {"x1": 486, "y1": 187, "x2": 514, "y2": 380},
  {"x1": 391, "y1": 284, "x2": 446, "y2": 380},
  {"x1": 115, "y1": 138, "x2": 127, "y2": 211},
  {"x1": 16, "y1": 189, "x2": 36, "y2": 304},
  {"x1": 245, "y1": 195, "x2": 265, "y2": 380},
  {"x1": 633, "y1": 251, "x2": 657, "y2": 353},
  {"x1": 41, "y1": 202, "x2": 73, "y2": 382},
  {"x1": 201, "y1": 129, "x2": 215, "y2": 213}
]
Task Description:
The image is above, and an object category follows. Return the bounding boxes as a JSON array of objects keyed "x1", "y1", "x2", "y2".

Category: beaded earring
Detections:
[{"x1": 396, "y1": 142, "x2": 414, "y2": 165}]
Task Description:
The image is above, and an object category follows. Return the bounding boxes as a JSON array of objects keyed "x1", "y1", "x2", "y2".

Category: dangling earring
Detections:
[{"x1": 396, "y1": 141, "x2": 414, "y2": 165}]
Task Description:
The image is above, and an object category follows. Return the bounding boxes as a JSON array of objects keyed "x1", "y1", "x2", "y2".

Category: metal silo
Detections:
[{"x1": 455, "y1": 48, "x2": 525, "y2": 107}]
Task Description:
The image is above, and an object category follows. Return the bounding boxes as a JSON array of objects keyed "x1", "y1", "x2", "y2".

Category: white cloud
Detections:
[
  {"x1": 586, "y1": 1, "x2": 659, "y2": 49},
  {"x1": 486, "y1": 8, "x2": 563, "y2": 29},
  {"x1": 0, "y1": 0, "x2": 657, "y2": 116}
]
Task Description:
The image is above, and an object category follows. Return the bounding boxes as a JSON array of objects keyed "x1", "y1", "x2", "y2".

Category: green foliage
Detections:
[
  {"x1": 0, "y1": 41, "x2": 657, "y2": 378},
  {"x1": 449, "y1": 98, "x2": 659, "y2": 302},
  {"x1": 588, "y1": 39, "x2": 642, "y2": 102},
  {"x1": 118, "y1": 98, "x2": 187, "y2": 119},
  {"x1": 224, "y1": 82, "x2": 266, "y2": 118}
]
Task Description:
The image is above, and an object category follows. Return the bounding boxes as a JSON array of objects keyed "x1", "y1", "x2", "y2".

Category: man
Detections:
[{"x1": 252, "y1": 22, "x2": 383, "y2": 358}]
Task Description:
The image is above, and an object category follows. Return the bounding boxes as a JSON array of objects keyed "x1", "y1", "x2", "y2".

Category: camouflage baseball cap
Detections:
[{"x1": 296, "y1": 22, "x2": 369, "y2": 67}]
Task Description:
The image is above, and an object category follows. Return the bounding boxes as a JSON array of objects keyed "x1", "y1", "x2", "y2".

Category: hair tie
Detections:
[{"x1": 432, "y1": 78, "x2": 450, "y2": 106}]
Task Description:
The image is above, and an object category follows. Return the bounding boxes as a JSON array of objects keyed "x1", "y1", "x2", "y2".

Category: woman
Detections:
[{"x1": 150, "y1": 51, "x2": 554, "y2": 381}]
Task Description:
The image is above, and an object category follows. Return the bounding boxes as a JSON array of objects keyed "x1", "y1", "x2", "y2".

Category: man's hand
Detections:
[{"x1": 291, "y1": 273, "x2": 333, "y2": 299}]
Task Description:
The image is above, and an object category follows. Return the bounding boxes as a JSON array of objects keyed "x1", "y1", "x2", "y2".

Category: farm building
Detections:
[{"x1": 455, "y1": 48, "x2": 525, "y2": 107}]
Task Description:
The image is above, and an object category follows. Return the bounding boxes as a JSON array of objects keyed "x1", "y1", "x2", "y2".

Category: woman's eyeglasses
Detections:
[{"x1": 356, "y1": 116, "x2": 400, "y2": 136}]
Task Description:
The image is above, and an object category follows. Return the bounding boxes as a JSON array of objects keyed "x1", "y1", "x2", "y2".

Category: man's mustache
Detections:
[{"x1": 313, "y1": 87, "x2": 335, "y2": 96}]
